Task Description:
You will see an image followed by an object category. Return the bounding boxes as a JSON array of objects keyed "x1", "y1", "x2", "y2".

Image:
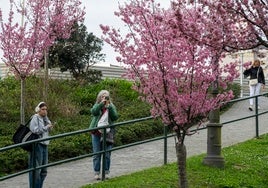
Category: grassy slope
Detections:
[{"x1": 82, "y1": 134, "x2": 268, "y2": 188}]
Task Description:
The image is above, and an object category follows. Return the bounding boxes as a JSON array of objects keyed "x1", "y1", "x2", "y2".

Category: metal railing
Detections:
[
  {"x1": 1, "y1": 92, "x2": 268, "y2": 183},
  {"x1": 221, "y1": 92, "x2": 268, "y2": 137}
]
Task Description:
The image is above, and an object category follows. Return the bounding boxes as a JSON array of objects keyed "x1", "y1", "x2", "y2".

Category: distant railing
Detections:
[{"x1": 1, "y1": 92, "x2": 268, "y2": 183}]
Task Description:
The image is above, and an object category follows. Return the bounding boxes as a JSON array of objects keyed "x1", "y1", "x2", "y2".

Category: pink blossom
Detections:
[
  {"x1": 0, "y1": 0, "x2": 85, "y2": 79},
  {"x1": 101, "y1": 0, "x2": 240, "y2": 130}
]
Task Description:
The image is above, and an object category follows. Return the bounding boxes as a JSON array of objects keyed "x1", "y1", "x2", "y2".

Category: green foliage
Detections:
[
  {"x1": 115, "y1": 119, "x2": 163, "y2": 146},
  {"x1": 0, "y1": 77, "x2": 21, "y2": 122},
  {"x1": 49, "y1": 22, "x2": 105, "y2": 82},
  {"x1": 0, "y1": 77, "x2": 153, "y2": 175},
  {"x1": 80, "y1": 69, "x2": 103, "y2": 84},
  {"x1": 0, "y1": 76, "x2": 239, "y2": 176},
  {"x1": 81, "y1": 134, "x2": 268, "y2": 188},
  {"x1": 228, "y1": 82, "x2": 241, "y2": 99},
  {"x1": 220, "y1": 82, "x2": 241, "y2": 113}
]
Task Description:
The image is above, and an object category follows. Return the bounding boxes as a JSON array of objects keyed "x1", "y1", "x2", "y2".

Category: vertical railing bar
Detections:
[
  {"x1": 32, "y1": 142, "x2": 36, "y2": 188},
  {"x1": 255, "y1": 96, "x2": 259, "y2": 138},
  {"x1": 164, "y1": 126, "x2": 168, "y2": 165},
  {"x1": 101, "y1": 127, "x2": 107, "y2": 180}
]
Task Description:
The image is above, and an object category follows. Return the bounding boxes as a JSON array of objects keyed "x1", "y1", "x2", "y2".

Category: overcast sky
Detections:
[
  {"x1": 0, "y1": 0, "x2": 171, "y2": 66},
  {"x1": 85, "y1": 0, "x2": 126, "y2": 66},
  {"x1": 85, "y1": 0, "x2": 171, "y2": 66}
]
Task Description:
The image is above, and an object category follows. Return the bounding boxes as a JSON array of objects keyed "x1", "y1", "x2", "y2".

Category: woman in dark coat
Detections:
[{"x1": 243, "y1": 59, "x2": 265, "y2": 111}]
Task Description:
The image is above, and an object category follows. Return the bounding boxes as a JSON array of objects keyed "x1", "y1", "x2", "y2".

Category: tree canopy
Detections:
[
  {"x1": 49, "y1": 22, "x2": 105, "y2": 81},
  {"x1": 0, "y1": 0, "x2": 85, "y2": 79},
  {"x1": 0, "y1": 0, "x2": 85, "y2": 123},
  {"x1": 100, "y1": 0, "x2": 259, "y2": 187}
]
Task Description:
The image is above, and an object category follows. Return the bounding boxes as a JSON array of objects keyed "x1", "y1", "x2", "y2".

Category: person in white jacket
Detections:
[{"x1": 29, "y1": 102, "x2": 53, "y2": 188}]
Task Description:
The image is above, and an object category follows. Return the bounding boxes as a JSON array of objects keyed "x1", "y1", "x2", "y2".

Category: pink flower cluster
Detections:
[{"x1": 101, "y1": 0, "x2": 263, "y2": 129}]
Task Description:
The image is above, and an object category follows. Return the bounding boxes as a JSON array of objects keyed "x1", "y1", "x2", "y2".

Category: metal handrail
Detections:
[
  {"x1": 1, "y1": 92, "x2": 268, "y2": 182},
  {"x1": 221, "y1": 92, "x2": 268, "y2": 137}
]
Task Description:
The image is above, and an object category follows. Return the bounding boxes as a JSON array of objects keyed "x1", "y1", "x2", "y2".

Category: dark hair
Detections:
[
  {"x1": 39, "y1": 103, "x2": 47, "y2": 108},
  {"x1": 35, "y1": 102, "x2": 47, "y2": 113}
]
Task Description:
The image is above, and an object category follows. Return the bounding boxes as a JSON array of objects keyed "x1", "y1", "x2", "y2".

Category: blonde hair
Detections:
[
  {"x1": 252, "y1": 59, "x2": 260, "y2": 66},
  {"x1": 96, "y1": 90, "x2": 110, "y2": 103}
]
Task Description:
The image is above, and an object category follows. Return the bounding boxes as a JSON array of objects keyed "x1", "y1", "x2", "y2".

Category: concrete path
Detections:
[{"x1": 1, "y1": 97, "x2": 268, "y2": 188}]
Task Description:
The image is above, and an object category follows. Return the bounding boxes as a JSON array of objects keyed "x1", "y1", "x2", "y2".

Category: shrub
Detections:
[{"x1": 0, "y1": 76, "x2": 239, "y2": 175}]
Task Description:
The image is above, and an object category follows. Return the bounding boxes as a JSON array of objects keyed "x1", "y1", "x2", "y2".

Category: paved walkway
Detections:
[{"x1": 2, "y1": 97, "x2": 268, "y2": 188}]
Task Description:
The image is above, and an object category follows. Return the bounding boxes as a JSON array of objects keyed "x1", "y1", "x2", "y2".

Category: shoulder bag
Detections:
[
  {"x1": 12, "y1": 118, "x2": 39, "y2": 152},
  {"x1": 249, "y1": 67, "x2": 260, "y2": 86},
  {"x1": 97, "y1": 110, "x2": 110, "y2": 133}
]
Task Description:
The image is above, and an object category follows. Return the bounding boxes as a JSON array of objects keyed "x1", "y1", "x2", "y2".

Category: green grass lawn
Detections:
[{"x1": 81, "y1": 134, "x2": 268, "y2": 188}]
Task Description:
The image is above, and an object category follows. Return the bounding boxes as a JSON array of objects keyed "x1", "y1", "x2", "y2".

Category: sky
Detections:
[
  {"x1": 85, "y1": 0, "x2": 127, "y2": 66},
  {"x1": 0, "y1": 0, "x2": 171, "y2": 66},
  {"x1": 85, "y1": 0, "x2": 171, "y2": 66}
]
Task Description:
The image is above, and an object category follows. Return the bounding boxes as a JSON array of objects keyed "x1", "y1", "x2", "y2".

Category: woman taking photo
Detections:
[{"x1": 89, "y1": 90, "x2": 118, "y2": 180}]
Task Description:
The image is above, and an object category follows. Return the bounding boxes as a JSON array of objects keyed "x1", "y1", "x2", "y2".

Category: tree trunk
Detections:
[
  {"x1": 43, "y1": 50, "x2": 49, "y2": 101},
  {"x1": 20, "y1": 78, "x2": 26, "y2": 124},
  {"x1": 176, "y1": 141, "x2": 188, "y2": 188}
]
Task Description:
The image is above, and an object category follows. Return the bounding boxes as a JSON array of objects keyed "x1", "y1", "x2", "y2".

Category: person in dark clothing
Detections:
[{"x1": 243, "y1": 59, "x2": 265, "y2": 111}]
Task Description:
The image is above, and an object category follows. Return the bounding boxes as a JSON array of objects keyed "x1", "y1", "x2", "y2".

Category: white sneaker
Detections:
[
  {"x1": 249, "y1": 105, "x2": 253, "y2": 111},
  {"x1": 94, "y1": 174, "x2": 100, "y2": 180},
  {"x1": 105, "y1": 174, "x2": 110, "y2": 179}
]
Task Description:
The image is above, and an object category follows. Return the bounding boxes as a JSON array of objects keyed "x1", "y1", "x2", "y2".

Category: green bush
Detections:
[
  {"x1": 0, "y1": 77, "x2": 21, "y2": 122},
  {"x1": 0, "y1": 76, "x2": 239, "y2": 175},
  {"x1": 220, "y1": 82, "x2": 241, "y2": 112},
  {"x1": 0, "y1": 76, "x2": 153, "y2": 175}
]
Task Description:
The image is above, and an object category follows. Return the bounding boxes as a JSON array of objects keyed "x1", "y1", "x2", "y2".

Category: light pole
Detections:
[
  {"x1": 20, "y1": 0, "x2": 25, "y2": 26},
  {"x1": 240, "y1": 53, "x2": 244, "y2": 97}
]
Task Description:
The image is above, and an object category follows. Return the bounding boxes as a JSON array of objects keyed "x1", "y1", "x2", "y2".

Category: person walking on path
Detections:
[
  {"x1": 243, "y1": 59, "x2": 265, "y2": 111},
  {"x1": 29, "y1": 102, "x2": 54, "y2": 188},
  {"x1": 89, "y1": 90, "x2": 119, "y2": 180}
]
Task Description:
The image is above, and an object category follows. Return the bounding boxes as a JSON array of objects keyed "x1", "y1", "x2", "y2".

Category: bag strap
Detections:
[
  {"x1": 257, "y1": 67, "x2": 260, "y2": 79},
  {"x1": 251, "y1": 67, "x2": 260, "y2": 80},
  {"x1": 24, "y1": 118, "x2": 32, "y2": 127}
]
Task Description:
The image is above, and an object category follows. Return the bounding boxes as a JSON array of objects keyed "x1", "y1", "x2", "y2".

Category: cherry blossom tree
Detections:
[
  {"x1": 0, "y1": 0, "x2": 84, "y2": 123},
  {"x1": 200, "y1": 0, "x2": 268, "y2": 49},
  {"x1": 199, "y1": 0, "x2": 268, "y2": 62},
  {"x1": 101, "y1": 0, "x2": 240, "y2": 187}
]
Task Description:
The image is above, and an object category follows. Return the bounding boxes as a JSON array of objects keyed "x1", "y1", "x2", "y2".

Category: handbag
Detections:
[
  {"x1": 97, "y1": 110, "x2": 110, "y2": 133},
  {"x1": 249, "y1": 67, "x2": 260, "y2": 86},
  {"x1": 12, "y1": 118, "x2": 39, "y2": 152},
  {"x1": 249, "y1": 79, "x2": 258, "y2": 86}
]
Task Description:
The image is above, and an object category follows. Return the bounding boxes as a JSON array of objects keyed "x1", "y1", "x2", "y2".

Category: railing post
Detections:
[
  {"x1": 163, "y1": 126, "x2": 168, "y2": 165},
  {"x1": 32, "y1": 142, "x2": 37, "y2": 188},
  {"x1": 203, "y1": 81, "x2": 224, "y2": 168},
  {"x1": 101, "y1": 128, "x2": 107, "y2": 181},
  {"x1": 255, "y1": 96, "x2": 259, "y2": 138}
]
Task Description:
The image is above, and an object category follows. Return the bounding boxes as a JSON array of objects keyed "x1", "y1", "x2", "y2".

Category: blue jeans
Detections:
[
  {"x1": 28, "y1": 144, "x2": 48, "y2": 188},
  {"x1": 91, "y1": 134, "x2": 112, "y2": 174}
]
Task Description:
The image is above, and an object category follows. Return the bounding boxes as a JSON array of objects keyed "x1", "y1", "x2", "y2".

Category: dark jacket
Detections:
[{"x1": 243, "y1": 66, "x2": 265, "y2": 85}]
